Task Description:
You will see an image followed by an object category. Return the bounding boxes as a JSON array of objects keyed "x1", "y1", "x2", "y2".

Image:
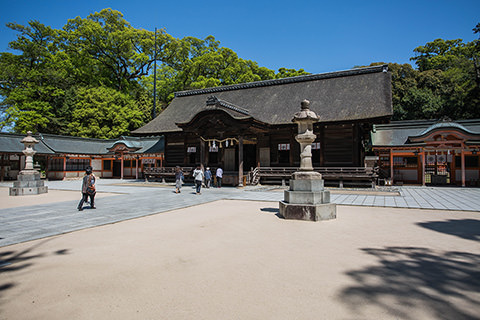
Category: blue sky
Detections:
[{"x1": 0, "y1": 0, "x2": 479, "y2": 74}]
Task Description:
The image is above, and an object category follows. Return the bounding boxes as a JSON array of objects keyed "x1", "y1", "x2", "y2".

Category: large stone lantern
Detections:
[
  {"x1": 293, "y1": 99, "x2": 320, "y2": 172},
  {"x1": 279, "y1": 100, "x2": 336, "y2": 221},
  {"x1": 10, "y1": 131, "x2": 48, "y2": 196}
]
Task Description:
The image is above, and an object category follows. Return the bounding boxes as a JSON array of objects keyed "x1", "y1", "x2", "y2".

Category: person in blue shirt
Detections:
[{"x1": 204, "y1": 167, "x2": 212, "y2": 188}]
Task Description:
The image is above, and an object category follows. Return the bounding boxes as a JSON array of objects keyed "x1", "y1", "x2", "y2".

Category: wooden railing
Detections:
[
  {"x1": 252, "y1": 167, "x2": 378, "y2": 188},
  {"x1": 144, "y1": 166, "x2": 378, "y2": 188},
  {"x1": 144, "y1": 166, "x2": 193, "y2": 181}
]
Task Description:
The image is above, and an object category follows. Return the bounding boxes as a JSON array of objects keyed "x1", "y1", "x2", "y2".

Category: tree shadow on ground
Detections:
[
  {"x1": 339, "y1": 246, "x2": 480, "y2": 320},
  {"x1": 417, "y1": 219, "x2": 480, "y2": 241},
  {"x1": 0, "y1": 240, "x2": 70, "y2": 307}
]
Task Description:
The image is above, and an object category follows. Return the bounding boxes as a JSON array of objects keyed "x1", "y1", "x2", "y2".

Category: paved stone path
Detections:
[{"x1": 1, "y1": 179, "x2": 479, "y2": 247}]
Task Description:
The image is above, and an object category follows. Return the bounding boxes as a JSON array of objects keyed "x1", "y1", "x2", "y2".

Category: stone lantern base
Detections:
[
  {"x1": 279, "y1": 171, "x2": 336, "y2": 221},
  {"x1": 9, "y1": 171, "x2": 48, "y2": 196}
]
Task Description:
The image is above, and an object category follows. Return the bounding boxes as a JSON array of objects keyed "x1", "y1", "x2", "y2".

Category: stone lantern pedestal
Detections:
[
  {"x1": 9, "y1": 131, "x2": 48, "y2": 196},
  {"x1": 279, "y1": 100, "x2": 336, "y2": 221}
]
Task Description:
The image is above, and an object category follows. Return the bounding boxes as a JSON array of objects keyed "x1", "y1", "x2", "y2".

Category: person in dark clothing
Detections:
[
  {"x1": 78, "y1": 166, "x2": 96, "y2": 211},
  {"x1": 175, "y1": 166, "x2": 184, "y2": 193}
]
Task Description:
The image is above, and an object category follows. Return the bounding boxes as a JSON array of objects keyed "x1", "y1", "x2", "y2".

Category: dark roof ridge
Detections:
[
  {"x1": 36, "y1": 132, "x2": 118, "y2": 142},
  {"x1": 207, "y1": 96, "x2": 250, "y2": 116},
  {"x1": 174, "y1": 65, "x2": 388, "y2": 98}
]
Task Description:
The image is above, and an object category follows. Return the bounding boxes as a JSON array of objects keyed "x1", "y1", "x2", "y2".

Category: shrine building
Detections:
[
  {"x1": 371, "y1": 119, "x2": 480, "y2": 187},
  {"x1": 0, "y1": 133, "x2": 164, "y2": 181},
  {"x1": 132, "y1": 65, "x2": 393, "y2": 185}
]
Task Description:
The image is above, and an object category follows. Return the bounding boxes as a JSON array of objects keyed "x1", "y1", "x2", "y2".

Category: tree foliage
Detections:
[
  {"x1": 367, "y1": 24, "x2": 480, "y2": 121},
  {"x1": 0, "y1": 9, "x2": 309, "y2": 136},
  {"x1": 0, "y1": 10, "x2": 478, "y2": 137}
]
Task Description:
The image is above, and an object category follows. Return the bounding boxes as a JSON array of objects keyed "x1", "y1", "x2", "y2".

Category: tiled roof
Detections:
[
  {"x1": 371, "y1": 119, "x2": 480, "y2": 147},
  {"x1": 133, "y1": 65, "x2": 393, "y2": 134},
  {"x1": 0, "y1": 133, "x2": 164, "y2": 155}
]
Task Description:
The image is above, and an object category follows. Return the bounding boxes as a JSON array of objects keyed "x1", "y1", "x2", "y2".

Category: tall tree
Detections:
[
  {"x1": 0, "y1": 9, "x2": 310, "y2": 136},
  {"x1": 60, "y1": 8, "x2": 173, "y2": 92}
]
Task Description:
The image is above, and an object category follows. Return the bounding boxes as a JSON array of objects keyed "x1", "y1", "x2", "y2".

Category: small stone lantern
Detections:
[
  {"x1": 21, "y1": 131, "x2": 39, "y2": 171},
  {"x1": 279, "y1": 100, "x2": 336, "y2": 221},
  {"x1": 10, "y1": 131, "x2": 48, "y2": 196}
]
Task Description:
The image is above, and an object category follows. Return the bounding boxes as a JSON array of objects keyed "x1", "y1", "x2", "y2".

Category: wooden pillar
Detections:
[
  {"x1": 238, "y1": 136, "x2": 244, "y2": 187},
  {"x1": 183, "y1": 135, "x2": 188, "y2": 166},
  {"x1": 63, "y1": 156, "x2": 67, "y2": 180},
  {"x1": 120, "y1": 153, "x2": 124, "y2": 180},
  {"x1": 389, "y1": 149, "x2": 394, "y2": 185},
  {"x1": 45, "y1": 155, "x2": 49, "y2": 180},
  {"x1": 200, "y1": 138, "x2": 205, "y2": 169},
  {"x1": 421, "y1": 150, "x2": 425, "y2": 186},
  {"x1": 135, "y1": 157, "x2": 139, "y2": 179},
  {"x1": 461, "y1": 149, "x2": 466, "y2": 187},
  {"x1": 289, "y1": 129, "x2": 295, "y2": 166},
  {"x1": 319, "y1": 126, "x2": 325, "y2": 166}
]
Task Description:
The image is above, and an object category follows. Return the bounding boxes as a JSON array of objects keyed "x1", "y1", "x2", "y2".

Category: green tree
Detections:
[
  {"x1": 67, "y1": 86, "x2": 144, "y2": 139},
  {"x1": 0, "y1": 20, "x2": 73, "y2": 133},
  {"x1": 1, "y1": 9, "x2": 310, "y2": 136},
  {"x1": 60, "y1": 8, "x2": 173, "y2": 92},
  {"x1": 275, "y1": 67, "x2": 310, "y2": 79},
  {"x1": 409, "y1": 28, "x2": 480, "y2": 119}
]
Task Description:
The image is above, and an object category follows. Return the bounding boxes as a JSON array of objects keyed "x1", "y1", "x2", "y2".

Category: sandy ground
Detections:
[
  {"x1": 1, "y1": 200, "x2": 479, "y2": 320},
  {"x1": 0, "y1": 187, "x2": 117, "y2": 209}
]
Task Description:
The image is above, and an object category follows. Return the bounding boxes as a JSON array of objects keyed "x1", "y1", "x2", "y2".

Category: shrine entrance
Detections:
[{"x1": 175, "y1": 108, "x2": 268, "y2": 186}]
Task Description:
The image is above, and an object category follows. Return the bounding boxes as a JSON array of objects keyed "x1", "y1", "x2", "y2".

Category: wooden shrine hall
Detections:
[{"x1": 132, "y1": 65, "x2": 393, "y2": 186}]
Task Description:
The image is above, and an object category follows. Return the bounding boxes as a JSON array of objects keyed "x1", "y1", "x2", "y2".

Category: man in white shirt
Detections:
[{"x1": 216, "y1": 166, "x2": 223, "y2": 188}]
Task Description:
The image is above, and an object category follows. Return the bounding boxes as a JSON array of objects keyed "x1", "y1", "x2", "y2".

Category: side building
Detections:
[
  {"x1": 371, "y1": 119, "x2": 480, "y2": 187},
  {"x1": 0, "y1": 133, "x2": 164, "y2": 180},
  {"x1": 132, "y1": 65, "x2": 393, "y2": 185}
]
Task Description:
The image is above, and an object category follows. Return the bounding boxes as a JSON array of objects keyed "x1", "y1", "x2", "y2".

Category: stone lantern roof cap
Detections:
[
  {"x1": 21, "y1": 131, "x2": 39, "y2": 145},
  {"x1": 292, "y1": 99, "x2": 319, "y2": 122}
]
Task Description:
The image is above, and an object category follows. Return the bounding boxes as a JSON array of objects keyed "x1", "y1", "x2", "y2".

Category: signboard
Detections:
[
  {"x1": 187, "y1": 147, "x2": 196, "y2": 153},
  {"x1": 278, "y1": 143, "x2": 290, "y2": 151},
  {"x1": 311, "y1": 142, "x2": 321, "y2": 150},
  {"x1": 142, "y1": 158, "x2": 155, "y2": 164}
]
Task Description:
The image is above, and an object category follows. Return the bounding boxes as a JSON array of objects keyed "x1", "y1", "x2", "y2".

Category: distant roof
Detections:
[
  {"x1": 0, "y1": 133, "x2": 164, "y2": 155},
  {"x1": 133, "y1": 65, "x2": 393, "y2": 135},
  {"x1": 0, "y1": 133, "x2": 54, "y2": 154},
  {"x1": 371, "y1": 119, "x2": 480, "y2": 147}
]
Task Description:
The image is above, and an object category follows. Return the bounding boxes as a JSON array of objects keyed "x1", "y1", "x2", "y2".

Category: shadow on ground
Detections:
[
  {"x1": 417, "y1": 219, "x2": 480, "y2": 241},
  {"x1": 339, "y1": 246, "x2": 480, "y2": 320},
  {"x1": 260, "y1": 207, "x2": 284, "y2": 219},
  {"x1": 0, "y1": 240, "x2": 70, "y2": 308}
]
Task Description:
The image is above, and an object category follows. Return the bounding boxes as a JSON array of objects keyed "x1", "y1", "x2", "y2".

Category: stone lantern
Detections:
[
  {"x1": 10, "y1": 131, "x2": 48, "y2": 196},
  {"x1": 279, "y1": 100, "x2": 336, "y2": 221},
  {"x1": 21, "y1": 131, "x2": 39, "y2": 171},
  {"x1": 293, "y1": 99, "x2": 319, "y2": 171}
]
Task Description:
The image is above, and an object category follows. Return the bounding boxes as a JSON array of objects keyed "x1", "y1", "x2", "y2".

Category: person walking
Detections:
[
  {"x1": 193, "y1": 164, "x2": 204, "y2": 194},
  {"x1": 175, "y1": 166, "x2": 184, "y2": 193},
  {"x1": 204, "y1": 167, "x2": 212, "y2": 188},
  {"x1": 77, "y1": 165, "x2": 96, "y2": 211},
  {"x1": 216, "y1": 166, "x2": 223, "y2": 188}
]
